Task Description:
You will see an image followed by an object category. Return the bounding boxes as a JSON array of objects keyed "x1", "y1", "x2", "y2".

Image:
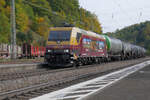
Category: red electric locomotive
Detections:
[{"x1": 45, "y1": 27, "x2": 107, "y2": 67}]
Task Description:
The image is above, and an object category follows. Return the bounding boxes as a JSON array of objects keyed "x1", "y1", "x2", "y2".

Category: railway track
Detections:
[
  {"x1": 0, "y1": 57, "x2": 149, "y2": 82},
  {"x1": 0, "y1": 69, "x2": 47, "y2": 81},
  {"x1": 0, "y1": 63, "x2": 99, "y2": 82},
  {"x1": 0, "y1": 57, "x2": 149, "y2": 100}
]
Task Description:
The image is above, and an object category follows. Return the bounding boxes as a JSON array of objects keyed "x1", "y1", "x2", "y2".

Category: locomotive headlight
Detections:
[
  {"x1": 64, "y1": 49, "x2": 69, "y2": 53},
  {"x1": 48, "y1": 50, "x2": 52, "y2": 52}
]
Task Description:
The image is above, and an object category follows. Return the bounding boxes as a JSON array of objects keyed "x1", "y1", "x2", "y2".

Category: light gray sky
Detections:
[{"x1": 79, "y1": 0, "x2": 150, "y2": 33}]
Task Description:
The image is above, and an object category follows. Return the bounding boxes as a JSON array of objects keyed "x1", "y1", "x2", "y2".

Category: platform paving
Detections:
[{"x1": 83, "y1": 64, "x2": 150, "y2": 100}]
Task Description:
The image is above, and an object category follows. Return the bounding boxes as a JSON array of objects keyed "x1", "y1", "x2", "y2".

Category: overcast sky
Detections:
[{"x1": 79, "y1": 0, "x2": 150, "y2": 33}]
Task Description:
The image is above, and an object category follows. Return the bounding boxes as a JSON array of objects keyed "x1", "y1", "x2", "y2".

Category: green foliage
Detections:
[
  {"x1": 0, "y1": 0, "x2": 102, "y2": 46},
  {"x1": 17, "y1": 31, "x2": 33, "y2": 45},
  {"x1": 0, "y1": 12, "x2": 10, "y2": 43},
  {"x1": 107, "y1": 21, "x2": 150, "y2": 55},
  {"x1": 16, "y1": 3, "x2": 29, "y2": 32}
]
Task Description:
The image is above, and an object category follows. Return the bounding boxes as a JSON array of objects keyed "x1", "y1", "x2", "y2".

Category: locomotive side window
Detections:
[
  {"x1": 99, "y1": 41, "x2": 104, "y2": 49},
  {"x1": 48, "y1": 31, "x2": 71, "y2": 41},
  {"x1": 76, "y1": 33, "x2": 82, "y2": 43},
  {"x1": 97, "y1": 41, "x2": 104, "y2": 49},
  {"x1": 90, "y1": 40, "x2": 96, "y2": 51},
  {"x1": 83, "y1": 38, "x2": 87, "y2": 44},
  {"x1": 83, "y1": 38, "x2": 91, "y2": 48},
  {"x1": 86, "y1": 39, "x2": 91, "y2": 45}
]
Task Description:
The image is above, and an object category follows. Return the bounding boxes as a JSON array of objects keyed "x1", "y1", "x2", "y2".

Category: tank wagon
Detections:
[
  {"x1": 45, "y1": 27, "x2": 146, "y2": 67},
  {"x1": 103, "y1": 35, "x2": 123, "y2": 60},
  {"x1": 122, "y1": 42, "x2": 132, "y2": 59}
]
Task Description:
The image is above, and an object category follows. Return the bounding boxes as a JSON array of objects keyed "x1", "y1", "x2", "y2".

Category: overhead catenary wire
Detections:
[
  {"x1": 112, "y1": 0, "x2": 137, "y2": 24},
  {"x1": 125, "y1": 0, "x2": 143, "y2": 22},
  {"x1": 23, "y1": 0, "x2": 72, "y2": 48},
  {"x1": 23, "y1": 0, "x2": 85, "y2": 26},
  {"x1": 102, "y1": 0, "x2": 137, "y2": 32},
  {"x1": 22, "y1": 0, "x2": 58, "y2": 15},
  {"x1": 138, "y1": 11, "x2": 143, "y2": 22}
]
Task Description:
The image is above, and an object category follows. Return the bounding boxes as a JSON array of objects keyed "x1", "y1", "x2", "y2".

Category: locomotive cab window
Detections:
[
  {"x1": 76, "y1": 33, "x2": 82, "y2": 43},
  {"x1": 48, "y1": 30, "x2": 71, "y2": 41}
]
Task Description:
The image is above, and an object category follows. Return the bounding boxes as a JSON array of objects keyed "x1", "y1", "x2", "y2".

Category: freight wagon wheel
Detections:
[
  {"x1": 117, "y1": 57, "x2": 121, "y2": 61},
  {"x1": 121, "y1": 57, "x2": 125, "y2": 60}
]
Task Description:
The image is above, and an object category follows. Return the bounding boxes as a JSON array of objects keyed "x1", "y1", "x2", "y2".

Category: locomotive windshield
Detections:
[{"x1": 48, "y1": 30, "x2": 71, "y2": 41}]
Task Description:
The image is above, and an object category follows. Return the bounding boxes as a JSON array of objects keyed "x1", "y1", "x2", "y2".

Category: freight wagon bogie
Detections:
[{"x1": 121, "y1": 42, "x2": 132, "y2": 59}]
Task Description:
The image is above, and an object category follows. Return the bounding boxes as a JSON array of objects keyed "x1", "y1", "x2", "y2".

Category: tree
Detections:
[
  {"x1": 109, "y1": 21, "x2": 150, "y2": 54},
  {"x1": 16, "y1": 3, "x2": 29, "y2": 32},
  {"x1": 0, "y1": 0, "x2": 103, "y2": 45},
  {"x1": 0, "y1": 12, "x2": 10, "y2": 43}
]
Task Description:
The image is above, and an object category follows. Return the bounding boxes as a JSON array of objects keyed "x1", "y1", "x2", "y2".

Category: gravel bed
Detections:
[
  {"x1": 0, "y1": 63, "x2": 46, "y2": 75},
  {"x1": 0, "y1": 57, "x2": 149, "y2": 94},
  {"x1": 0, "y1": 58, "x2": 44, "y2": 64}
]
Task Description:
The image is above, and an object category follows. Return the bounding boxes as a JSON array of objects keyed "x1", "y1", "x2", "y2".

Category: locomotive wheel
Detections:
[
  {"x1": 73, "y1": 61, "x2": 78, "y2": 68},
  {"x1": 95, "y1": 58, "x2": 99, "y2": 64},
  {"x1": 98, "y1": 58, "x2": 101, "y2": 64}
]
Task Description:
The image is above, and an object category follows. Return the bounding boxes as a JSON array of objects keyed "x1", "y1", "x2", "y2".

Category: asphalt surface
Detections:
[{"x1": 84, "y1": 65, "x2": 150, "y2": 100}]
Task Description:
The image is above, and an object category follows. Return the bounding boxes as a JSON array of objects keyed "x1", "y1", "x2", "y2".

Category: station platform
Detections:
[
  {"x1": 83, "y1": 64, "x2": 150, "y2": 100},
  {"x1": 0, "y1": 63, "x2": 41, "y2": 68}
]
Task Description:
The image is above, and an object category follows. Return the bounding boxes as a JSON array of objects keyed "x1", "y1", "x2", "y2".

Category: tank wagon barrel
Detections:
[
  {"x1": 121, "y1": 42, "x2": 132, "y2": 59},
  {"x1": 105, "y1": 36, "x2": 123, "y2": 53}
]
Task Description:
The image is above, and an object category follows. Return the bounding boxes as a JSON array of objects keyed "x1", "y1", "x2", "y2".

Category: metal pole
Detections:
[{"x1": 11, "y1": 0, "x2": 17, "y2": 59}]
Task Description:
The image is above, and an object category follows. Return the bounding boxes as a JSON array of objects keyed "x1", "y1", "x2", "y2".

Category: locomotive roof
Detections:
[
  {"x1": 73, "y1": 27, "x2": 105, "y2": 39},
  {"x1": 49, "y1": 27, "x2": 105, "y2": 39}
]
